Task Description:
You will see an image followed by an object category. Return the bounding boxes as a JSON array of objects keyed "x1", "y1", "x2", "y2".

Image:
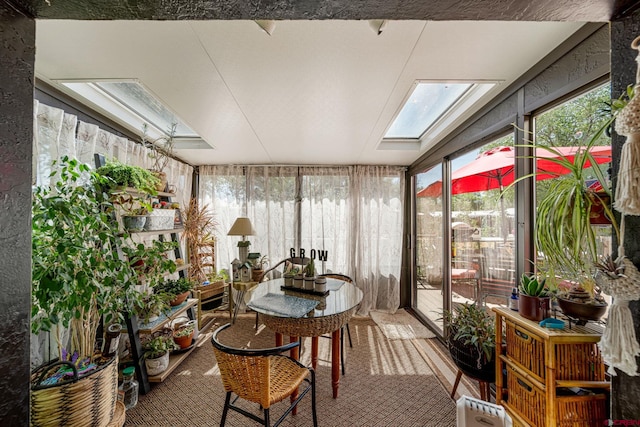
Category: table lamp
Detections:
[{"x1": 227, "y1": 217, "x2": 255, "y2": 263}]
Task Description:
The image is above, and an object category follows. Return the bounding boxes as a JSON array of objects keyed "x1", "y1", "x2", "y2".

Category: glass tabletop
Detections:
[{"x1": 246, "y1": 278, "x2": 363, "y2": 319}]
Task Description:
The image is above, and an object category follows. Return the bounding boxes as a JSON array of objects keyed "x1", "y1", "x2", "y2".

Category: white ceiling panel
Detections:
[{"x1": 35, "y1": 20, "x2": 584, "y2": 166}]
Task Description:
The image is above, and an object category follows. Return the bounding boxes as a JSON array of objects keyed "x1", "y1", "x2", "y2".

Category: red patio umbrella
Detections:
[{"x1": 416, "y1": 145, "x2": 612, "y2": 197}]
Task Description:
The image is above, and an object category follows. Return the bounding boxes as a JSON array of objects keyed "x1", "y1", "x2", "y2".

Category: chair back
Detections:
[
  {"x1": 318, "y1": 273, "x2": 353, "y2": 283},
  {"x1": 258, "y1": 257, "x2": 311, "y2": 281},
  {"x1": 211, "y1": 323, "x2": 300, "y2": 408}
]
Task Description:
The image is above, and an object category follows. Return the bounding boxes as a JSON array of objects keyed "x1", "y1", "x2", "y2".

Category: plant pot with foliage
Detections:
[
  {"x1": 143, "y1": 123, "x2": 177, "y2": 192},
  {"x1": 507, "y1": 113, "x2": 621, "y2": 323},
  {"x1": 518, "y1": 273, "x2": 551, "y2": 321},
  {"x1": 155, "y1": 277, "x2": 194, "y2": 306},
  {"x1": 30, "y1": 158, "x2": 162, "y2": 426},
  {"x1": 96, "y1": 160, "x2": 160, "y2": 194},
  {"x1": 135, "y1": 293, "x2": 171, "y2": 324},
  {"x1": 142, "y1": 332, "x2": 179, "y2": 376},
  {"x1": 444, "y1": 303, "x2": 496, "y2": 383},
  {"x1": 173, "y1": 324, "x2": 195, "y2": 349}
]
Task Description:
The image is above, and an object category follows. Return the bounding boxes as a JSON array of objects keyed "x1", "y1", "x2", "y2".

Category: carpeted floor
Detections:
[{"x1": 124, "y1": 313, "x2": 458, "y2": 426}]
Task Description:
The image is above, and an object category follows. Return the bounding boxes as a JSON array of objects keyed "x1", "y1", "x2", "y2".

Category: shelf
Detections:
[
  {"x1": 129, "y1": 227, "x2": 184, "y2": 238},
  {"x1": 138, "y1": 299, "x2": 198, "y2": 334},
  {"x1": 112, "y1": 187, "x2": 176, "y2": 198},
  {"x1": 147, "y1": 317, "x2": 215, "y2": 383}
]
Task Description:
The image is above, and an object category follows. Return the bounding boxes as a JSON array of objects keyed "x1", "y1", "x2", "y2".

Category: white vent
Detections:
[{"x1": 456, "y1": 396, "x2": 512, "y2": 427}]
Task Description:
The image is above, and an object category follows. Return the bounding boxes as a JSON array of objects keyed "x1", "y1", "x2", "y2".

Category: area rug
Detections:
[
  {"x1": 124, "y1": 314, "x2": 455, "y2": 426},
  {"x1": 370, "y1": 308, "x2": 436, "y2": 340}
]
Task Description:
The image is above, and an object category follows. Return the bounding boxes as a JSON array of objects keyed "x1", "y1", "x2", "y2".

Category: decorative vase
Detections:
[
  {"x1": 152, "y1": 171, "x2": 168, "y2": 192},
  {"x1": 284, "y1": 274, "x2": 294, "y2": 286},
  {"x1": 145, "y1": 352, "x2": 170, "y2": 376},
  {"x1": 304, "y1": 276, "x2": 315, "y2": 290},
  {"x1": 293, "y1": 274, "x2": 304, "y2": 288},
  {"x1": 519, "y1": 295, "x2": 550, "y2": 321},
  {"x1": 314, "y1": 276, "x2": 327, "y2": 292}
]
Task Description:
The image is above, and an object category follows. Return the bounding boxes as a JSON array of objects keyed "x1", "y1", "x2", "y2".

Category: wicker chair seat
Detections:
[{"x1": 211, "y1": 323, "x2": 318, "y2": 427}]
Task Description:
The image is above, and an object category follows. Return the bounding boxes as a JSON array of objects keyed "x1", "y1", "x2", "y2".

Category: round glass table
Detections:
[{"x1": 246, "y1": 278, "x2": 362, "y2": 398}]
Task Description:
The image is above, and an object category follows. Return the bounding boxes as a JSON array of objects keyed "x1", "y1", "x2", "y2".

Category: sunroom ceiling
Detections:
[{"x1": 35, "y1": 20, "x2": 584, "y2": 166}]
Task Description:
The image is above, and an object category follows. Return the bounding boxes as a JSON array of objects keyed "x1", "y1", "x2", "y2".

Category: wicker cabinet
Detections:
[{"x1": 493, "y1": 307, "x2": 609, "y2": 427}]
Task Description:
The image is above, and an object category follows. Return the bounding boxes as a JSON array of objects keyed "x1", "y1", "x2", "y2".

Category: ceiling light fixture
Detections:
[
  {"x1": 368, "y1": 20, "x2": 387, "y2": 35},
  {"x1": 255, "y1": 20, "x2": 276, "y2": 36}
]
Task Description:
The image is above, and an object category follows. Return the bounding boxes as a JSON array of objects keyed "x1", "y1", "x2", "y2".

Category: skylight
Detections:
[
  {"x1": 381, "y1": 81, "x2": 498, "y2": 149},
  {"x1": 58, "y1": 80, "x2": 200, "y2": 142},
  {"x1": 385, "y1": 83, "x2": 471, "y2": 139}
]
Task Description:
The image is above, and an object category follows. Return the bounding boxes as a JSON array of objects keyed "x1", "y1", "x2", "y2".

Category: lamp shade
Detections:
[{"x1": 227, "y1": 217, "x2": 256, "y2": 237}]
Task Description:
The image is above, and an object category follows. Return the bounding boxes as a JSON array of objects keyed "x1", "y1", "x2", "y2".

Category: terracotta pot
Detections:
[
  {"x1": 170, "y1": 291, "x2": 190, "y2": 306},
  {"x1": 519, "y1": 294, "x2": 550, "y2": 321},
  {"x1": 173, "y1": 330, "x2": 194, "y2": 349}
]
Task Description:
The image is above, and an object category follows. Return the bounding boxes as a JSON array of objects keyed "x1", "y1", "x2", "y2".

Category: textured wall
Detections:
[
  {"x1": 9, "y1": 0, "x2": 638, "y2": 21},
  {"x1": 0, "y1": 2, "x2": 34, "y2": 425},
  {"x1": 610, "y1": 10, "x2": 640, "y2": 421}
]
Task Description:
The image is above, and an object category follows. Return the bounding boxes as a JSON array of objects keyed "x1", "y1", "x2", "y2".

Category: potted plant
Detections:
[
  {"x1": 518, "y1": 273, "x2": 550, "y2": 321},
  {"x1": 173, "y1": 324, "x2": 195, "y2": 349},
  {"x1": 444, "y1": 303, "x2": 496, "y2": 383},
  {"x1": 303, "y1": 259, "x2": 316, "y2": 290},
  {"x1": 155, "y1": 277, "x2": 194, "y2": 306},
  {"x1": 96, "y1": 160, "x2": 160, "y2": 195},
  {"x1": 30, "y1": 157, "x2": 153, "y2": 426},
  {"x1": 507, "y1": 112, "x2": 621, "y2": 321},
  {"x1": 143, "y1": 123, "x2": 177, "y2": 192},
  {"x1": 135, "y1": 293, "x2": 171, "y2": 324},
  {"x1": 251, "y1": 254, "x2": 269, "y2": 282},
  {"x1": 182, "y1": 198, "x2": 218, "y2": 283},
  {"x1": 142, "y1": 332, "x2": 179, "y2": 376}
]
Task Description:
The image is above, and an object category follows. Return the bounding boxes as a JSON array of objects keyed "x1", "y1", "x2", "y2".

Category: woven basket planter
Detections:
[
  {"x1": 31, "y1": 356, "x2": 118, "y2": 427},
  {"x1": 448, "y1": 337, "x2": 495, "y2": 383}
]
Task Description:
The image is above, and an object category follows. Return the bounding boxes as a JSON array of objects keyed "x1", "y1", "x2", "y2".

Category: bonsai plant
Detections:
[{"x1": 444, "y1": 303, "x2": 496, "y2": 383}]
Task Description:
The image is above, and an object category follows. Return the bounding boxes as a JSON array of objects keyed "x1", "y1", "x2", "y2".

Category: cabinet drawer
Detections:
[
  {"x1": 506, "y1": 365, "x2": 545, "y2": 427},
  {"x1": 506, "y1": 320, "x2": 546, "y2": 382}
]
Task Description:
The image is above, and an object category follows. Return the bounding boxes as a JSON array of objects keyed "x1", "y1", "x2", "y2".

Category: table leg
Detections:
[
  {"x1": 231, "y1": 290, "x2": 245, "y2": 324},
  {"x1": 290, "y1": 336, "x2": 300, "y2": 414},
  {"x1": 311, "y1": 337, "x2": 319, "y2": 370},
  {"x1": 332, "y1": 329, "x2": 340, "y2": 398},
  {"x1": 275, "y1": 332, "x2": 283, "y2": 347}
]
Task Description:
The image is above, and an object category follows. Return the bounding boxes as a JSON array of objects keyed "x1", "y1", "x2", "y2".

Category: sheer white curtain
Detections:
[
  {"x1": 198, "y1": 165, "x2": 405, "y2": 315},
  {"x1": 32, "y1": 102, "x2": 193, "y2": 207}
]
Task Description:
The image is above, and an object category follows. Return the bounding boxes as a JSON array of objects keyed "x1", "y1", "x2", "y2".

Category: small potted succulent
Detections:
[
  {"x1": 303, "y1": 259, "x2": 316, "y2": 290},
  {"x1": 518, "y1": 273, "x2": 550, "y2": 321},
  {"x1": 173, "y1": 324, "x2": 195, "y2": 349}
]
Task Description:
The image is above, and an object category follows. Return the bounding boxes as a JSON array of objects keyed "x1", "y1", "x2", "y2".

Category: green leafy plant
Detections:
[
  {"x1": 135, "y1": 293, "x2": 171, "y2": 324},
  {"x1": 443, "y1": 303, "x2": 495, "y2": 368},
  {"x1": 519, "y1": 273, "x2": 548, "y2": 297},
  {"x1": 142, "y1": 333, "x2": 178, "y2": 360},
  {"x1": 505, "y1": 114, "x2": 620, "y2": 295},
  {"x1": 154, "y1": 278, "x2": 194, "y2": 298},
  {"x1": 31, "y1": 157, "x2": 150, "y2": 361},
  {"x1": 96, "y1": 161, "x2": 160, "y2": 194}
]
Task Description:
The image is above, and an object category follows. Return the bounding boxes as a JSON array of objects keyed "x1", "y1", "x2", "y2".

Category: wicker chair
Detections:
[
  {"x1": 211, "y1": 323, "x2": 318, "y2": 427},
  {"x1": 318, "y1": 273, "x2": 354, "y2": 375}
]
